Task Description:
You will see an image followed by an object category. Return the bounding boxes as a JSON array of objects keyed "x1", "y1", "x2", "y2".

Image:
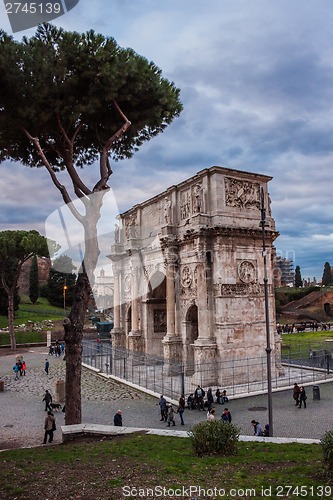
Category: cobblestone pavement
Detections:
[{"x1": 1, "y1": 346, "x2": 333, "y2": 450}]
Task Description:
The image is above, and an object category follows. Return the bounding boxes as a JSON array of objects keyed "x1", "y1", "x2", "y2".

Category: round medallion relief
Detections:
[
  {"x1": 238, "y1": 260, "x2": 256, "y2": 283},
  {"x1": 181, "y1": 266, "x2": 192, "y2": 288}
]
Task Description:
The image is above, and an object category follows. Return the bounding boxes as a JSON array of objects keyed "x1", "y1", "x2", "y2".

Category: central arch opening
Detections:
[{"x1": 185, "y1": 304, "x2": 198, "y2": 375}]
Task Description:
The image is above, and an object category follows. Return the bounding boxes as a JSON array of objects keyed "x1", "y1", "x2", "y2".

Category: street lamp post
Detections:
[
  {"x1": 63, "y1": 282, "x2": 68, "y2": 314},
  {"x1": 260, "y1": 187, "x2": 274, "y2": 437}
]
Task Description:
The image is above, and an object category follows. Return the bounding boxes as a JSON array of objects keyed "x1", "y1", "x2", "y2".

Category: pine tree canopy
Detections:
[{"x1": 0, "y1": 23, "x2": 183, "y2": 170}]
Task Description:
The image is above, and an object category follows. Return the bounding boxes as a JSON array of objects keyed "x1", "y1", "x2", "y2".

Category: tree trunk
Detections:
[
  {"x1": 63, "y1": 271, "x2": 91, "y2": 425},
  {"x1": 8, "y1": 291, "x2": 16, "y2": 351},
  {"x1": 63, "y1": 197, "x2": 102, "y2": 425}
]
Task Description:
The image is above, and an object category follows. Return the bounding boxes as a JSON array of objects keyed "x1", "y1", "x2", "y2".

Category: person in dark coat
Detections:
[
  {"x1": 206, "y1": 387, "x2": 214, "y2": 410},
  {"x1": 114, "y1": 409, "x2": 122, "y2": 426},
  {"x1": 42, "y1": 390, "x2": 52, "y2": 411},
  {"x1": 298, "y1": 386, "x2": 307, "y2": 408},
  {"x1": 177, "y1": 395, "x2": 185, "y2": 425},
  {"x1": 293, "y1": 383, "x2": 301, "y2": 406}
]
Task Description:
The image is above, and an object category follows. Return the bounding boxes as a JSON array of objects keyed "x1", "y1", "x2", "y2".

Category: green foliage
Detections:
[
  {"x1": 295, "y1": 265, "x2": 302, "y2": 287},
  {"x1": 188, "y1": 420, "x2": 240, "y2": 457},
  {"x1": 322, "y1": 262, "x2": 333, "y2": 287},
  {"x1": 0, "y1": 259, "x2": 20, "y2": 315},
  {"x1": 0, "y1": 23, "x2": 183, "y2": 168},
  {"x1": 29, "y1": 255, "x2": 39, "y2": 304},
  {"x1": 45, "y1": 256, "x2": 76, "y2": 308},
  {"x1": 275, "y1": 286, "x2": 318, "y2": 308},
  {"x1": 320, "y1": 430, "x2": 333, "y2": 472}
]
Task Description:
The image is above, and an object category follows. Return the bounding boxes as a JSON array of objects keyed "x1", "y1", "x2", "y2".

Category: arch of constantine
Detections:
[{"x1": 109, "y1": 166, "x2": 282, "y2": 386}]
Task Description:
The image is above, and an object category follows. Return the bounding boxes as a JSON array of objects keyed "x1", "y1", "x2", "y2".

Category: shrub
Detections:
[
  {"x1": 188, "y1": 420, "x2": 240, "y2": 457},
  {"x1": 320, "y1": 430, "x2": 333, "y2": 472}
]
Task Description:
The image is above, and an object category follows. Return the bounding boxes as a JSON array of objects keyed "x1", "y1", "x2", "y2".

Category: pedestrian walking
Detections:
[
  {"x1": 21, "y1": 360, "x2": 27, "y2": 376},
  {"x1": 177, "y1": 395, "x2": 185, "y2": 425},
  {"x1": 113, "y1": 409, "x2": 122, "y2": 426},
  {"x1": 13, "y1": 363, "x2": 19, "y2": 380},
  {"x1": 298, "y1": 386, "x2": 307, "y2": 408},
  {"x1": 43, "y1": 410, "x2": 56, "y2": 444},
  {"x1": 42, "y1": 390, "x2": 53, "y2": 411},
  {"x1": 159, "y1": 394, "x2": 167, "y2": 421},
  {"x1": 44, "y1": 359, "x2": 49, "y2": 375},
  {"x1": 167, "y1": 404, "x2": 175, "y2": 427},
  {"x1": 293, "y1": 383, "x2": 301, "y2": 406}
]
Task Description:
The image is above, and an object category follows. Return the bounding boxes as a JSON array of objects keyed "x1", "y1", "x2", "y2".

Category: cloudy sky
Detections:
[{"x1": 1, "y1": 0, "x2": 333, "y2": 281}]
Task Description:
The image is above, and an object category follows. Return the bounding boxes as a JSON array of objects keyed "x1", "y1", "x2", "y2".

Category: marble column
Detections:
[
  {"x1": 163, "y1": 252, "x2": 182, "y2": 364},
  {"x1": 111, "y1": 271, "x2": 125, "y2": 348},
  {"x1": 166, "y1": 262, "x2": 176, "y2": 336},
  {"x1": 128, "y1": 266, "x2": 143, "y2": 351},
  {"x1": 193, "y1": 257, "x2": 218, "y2": 385}
]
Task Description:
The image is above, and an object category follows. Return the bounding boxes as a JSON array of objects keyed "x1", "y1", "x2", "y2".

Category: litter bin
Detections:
[
  {"x1": 313, "y1": 385, "x2": 320, "y2": 400},
  {"x1": 0, "y1": 379, "x2": 4, "y2": 392}
]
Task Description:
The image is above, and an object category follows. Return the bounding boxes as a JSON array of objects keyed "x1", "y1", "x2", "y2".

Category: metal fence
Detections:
[{"x1": 82, "y1": 339, "x2": 333, "y2": 401}]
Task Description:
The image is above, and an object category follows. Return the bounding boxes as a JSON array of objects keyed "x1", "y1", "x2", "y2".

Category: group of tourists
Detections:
[
  {"x1": 186, "y1": 385, "x2": 229, "y2": 411},
  {"x1": 157, "y1": 386, "x2": 231, "y2": 428},
  {"x1": 12, "y1": 359, "x2": 27, "y2": 380},
  {"x1": 158, "y1": 394, "x2": 186, "y2": 426},
  {"x1": 48, "y1": 340, "x2": 65, "y2": 357},
  {"x1": 277, "y1": 321, "x2": 331, "y2": 334},
  {"x1": 206, "y1": 406, "x2": 232, "y2": 423}
]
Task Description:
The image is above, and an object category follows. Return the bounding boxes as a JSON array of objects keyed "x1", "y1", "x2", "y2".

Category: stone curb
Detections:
[{"x1": 60, "y1": 424, "x2": 320, "y2": 445}]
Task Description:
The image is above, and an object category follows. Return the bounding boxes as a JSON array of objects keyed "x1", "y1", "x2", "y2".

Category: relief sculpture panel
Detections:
[{"x1": 225, "y1": 177, "x2": 260, "y2": 209}]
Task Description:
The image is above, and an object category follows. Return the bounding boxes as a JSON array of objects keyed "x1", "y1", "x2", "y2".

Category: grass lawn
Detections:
[
  {"x1": 0, "y1": 296, "x2": 65, "y2": 328},
  {"x1": 0, "y1": 434, "x2": 330, "y2": 499},
  {"x1": 281, "y1": 330, "x2": 333, "y2": 357},
  {"x1": 0, "y1": 296, "x2": 65, "y2": 345}
]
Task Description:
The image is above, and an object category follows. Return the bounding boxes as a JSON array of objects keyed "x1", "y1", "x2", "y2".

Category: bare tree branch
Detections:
[
  {"x1": 22, "y1": 127, "x2": 85, "y2": 224},
  {"x1": 56, "y1": 113, "x2": 91, "y2": 198},
  {"x1": 94, "y1": 99, "x2": 131, "y2": 191}
]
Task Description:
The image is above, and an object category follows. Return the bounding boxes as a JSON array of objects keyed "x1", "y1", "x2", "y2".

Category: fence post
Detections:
[
  {"x1": 327, "y1": 353, "x2": 330, "y2": 374},
  {"x1": 181, "y1": 367, "x2": 185, "y2": 397}
]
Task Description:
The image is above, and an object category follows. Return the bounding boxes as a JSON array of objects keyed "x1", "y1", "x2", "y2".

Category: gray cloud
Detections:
[{"x1": 1, "y1": 0, "x2": 333, "y2": 279}]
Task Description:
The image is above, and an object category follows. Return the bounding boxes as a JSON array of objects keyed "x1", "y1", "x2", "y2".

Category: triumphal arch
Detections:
[{"x1": 110, "y1": 166, "x2": 281, "y2": 385}]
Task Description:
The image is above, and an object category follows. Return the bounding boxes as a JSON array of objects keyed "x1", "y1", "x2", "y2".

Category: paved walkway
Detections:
[{"x1": 0, "y1": 347, "x2": 333, "y2": 450}]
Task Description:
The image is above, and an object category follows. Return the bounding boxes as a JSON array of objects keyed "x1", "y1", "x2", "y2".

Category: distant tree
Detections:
[
  {"x1": 295, "y1": 265, "x2": 303, "y2": 287},
  {"x1": 29, "y1": 255, "x2": 39, "y2": 304},
  {"x1": 0, "y1": 24, "x2": 182, "y2": 424},
  {"x1": 0, "y1": 261, "x2": 20, "y2": 316},
  {"x1": 46, "y1": 255, "x2": 76, "y2": 308},
  {"x1": 0, "y1": 230, "x2": 56, "y2": 349},
  {"x1": 322, "y1": 262, "x2": 333, "y2": 286}
]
